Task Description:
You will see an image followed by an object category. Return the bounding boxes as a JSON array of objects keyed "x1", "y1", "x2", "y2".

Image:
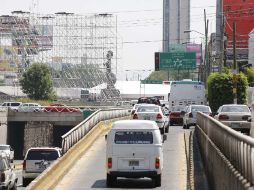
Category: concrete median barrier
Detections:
[{"x1": 27, "y1": 116, "x2": 128, "y2": 190}]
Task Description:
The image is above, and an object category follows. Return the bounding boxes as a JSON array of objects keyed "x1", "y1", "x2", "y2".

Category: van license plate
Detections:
[
  {"x1": 129, "y1": 160, "x2": 139, "y2": 166},
  {"x1": 144, "y1": 116, "x2": 150, "y2": 120}
]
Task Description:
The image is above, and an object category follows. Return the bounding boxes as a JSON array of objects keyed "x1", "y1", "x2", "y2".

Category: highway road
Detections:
[{"x1": 52, "y1": 125, "x2": 188, "y2": 190}]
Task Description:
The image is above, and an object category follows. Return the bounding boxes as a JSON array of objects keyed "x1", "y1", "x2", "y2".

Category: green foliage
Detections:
[
  {"x1": 16, "y1": 97, "x2": 53, "y2": 106},
  {"x1": 20, "y1": 64, "x2": 55, "y2": 100},
  {"x1": 146, "y1": 70, "x2": 196, "y2": 81},
  {"x1": 244, "y1": 67, "x2": 254, "y2": 87},
  {"x1": 207, "y1": 72, "x2": 233, "y2": 112},
  {"x1": 207, "y1": 71, "x2": 248, "y2": 112}
]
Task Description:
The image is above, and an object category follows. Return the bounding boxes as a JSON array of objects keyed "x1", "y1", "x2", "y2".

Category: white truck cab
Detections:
[{"x1": 106, "y1": 120, "x2": 165, "y2": 187}]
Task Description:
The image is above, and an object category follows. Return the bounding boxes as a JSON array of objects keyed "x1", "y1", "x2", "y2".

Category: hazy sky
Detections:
[{"x1": 1, "y1": 0, "x2": 216, "y2": 80}]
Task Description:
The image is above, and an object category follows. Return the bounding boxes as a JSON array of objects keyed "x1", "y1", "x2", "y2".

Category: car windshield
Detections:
[
  {"x1": 137, "y1": 106, "x2": 159, "y2": 112},
  {"x1": 27, "y1": 150, "x2": 59, "y2": 160},
  {"x1": 191, "y1": 106, "x2": 210, "y2": 112},
  {"x1": 0, "y1": 146, "x2": 9, "y2": 150},
  {"x1": 114, "y1": 131, "x2": 153, "y2": 144},
  {"x1": 221, "y1": 106, "x2": 250, "y2": 113}
]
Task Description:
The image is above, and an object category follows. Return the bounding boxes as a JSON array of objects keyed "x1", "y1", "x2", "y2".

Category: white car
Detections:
[
  {"x1": 132, "y1": 104, "x2": 168, "y2": 134},
  {"x1": 22, "y1": 147, "x2": 62, "y2": 186},
  {"x1": 0, "y1": 153, "x2": 17, "y2": 190},
  {"x1": 106, "y1": 120, "x2": 166, "y2": 187},
  {"x1": 0, "y1": 144, "x2": 14, "y2": 162},
  {"x1": 17, "y1": 103, "x2": 42, "y2": 112},
  {"x1": 214, "y1": 104, "x2": 251, "y2": 132},
  {"x1": 0, "y1": 102, "x2": 22, "y2": 111},
  {"x1": 182, "y1": 105, "x2": 212, "y2": 129}
]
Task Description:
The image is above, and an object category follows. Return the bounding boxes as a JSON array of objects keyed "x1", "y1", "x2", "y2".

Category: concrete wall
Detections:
[{"x1": 23, "y1": 121, "x2": 53, "y2": 155}]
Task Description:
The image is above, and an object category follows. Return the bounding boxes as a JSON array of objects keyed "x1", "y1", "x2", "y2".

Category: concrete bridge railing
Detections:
[
  {"x1": 196, "y1": 112, "x2": 254, "y2": 190},
  {"x1": 61, "y1": 108, "x2": 129, "y2": 154}
]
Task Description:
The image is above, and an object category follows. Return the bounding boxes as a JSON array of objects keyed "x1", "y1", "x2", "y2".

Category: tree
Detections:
[
  {"x1": 146, "y1": 70, "x2": 196, "y2": 81},
  {"x1": 243, "y1": 67, "x2": 254, "y2": 87},
  {"x1": 20, "y1": 64, "x2": 55, "y2": 100}
]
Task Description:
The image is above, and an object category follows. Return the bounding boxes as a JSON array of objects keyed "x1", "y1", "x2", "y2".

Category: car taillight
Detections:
[
  {"x1": 0, "y1": 172, "x2": 5, "y2": 182},
  {"x1": 23, "y1": 160, "x2": 26, "y2": 170},
  {"x1": 155, "y1": 157, "x2": 160, "y2": 169},
  {"x1": 189, "y1": 113, "x2": 193, "y2": 118},
  {"x1": 107, "y1": 157, "x2": 112, "y2": 169},
  {"x1": 156, "y1": 114, "x2": 162, "y2": 119},
  {"x1": 219, "y1": 115, "x2": 229, "y2": 120},
  {"x1": 242, "y1": 115, "x2": 250, "y2": 121},
  {"x1": 133, "y1": 114, "x2": 138, "y2": 119}
]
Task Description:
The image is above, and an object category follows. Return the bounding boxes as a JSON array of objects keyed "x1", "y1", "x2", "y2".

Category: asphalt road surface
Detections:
[{"x1": 54, "y1": 125, "x2": 188, "y2": 190}]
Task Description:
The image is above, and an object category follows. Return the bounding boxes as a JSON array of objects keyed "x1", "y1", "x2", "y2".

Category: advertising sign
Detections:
[{"x1": 186, "y1": 43, "x2": 202, "y2": 66}]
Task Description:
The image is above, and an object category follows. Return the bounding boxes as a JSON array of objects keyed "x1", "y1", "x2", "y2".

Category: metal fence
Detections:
[
  {"x1": 61, "y1": 108, "x2": 129, "y2": 154},
  {"x1": 196, "y1": 112, "x2": 254, "y2": 190}
]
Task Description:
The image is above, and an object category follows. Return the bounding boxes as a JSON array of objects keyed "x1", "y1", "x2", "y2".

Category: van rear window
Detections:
[
  {"x1": 26, "y1": 150, "x2": 59, "y2": 160},
  {"x1": 114, "y1": 131, "x2": 153, "y2": 144}
]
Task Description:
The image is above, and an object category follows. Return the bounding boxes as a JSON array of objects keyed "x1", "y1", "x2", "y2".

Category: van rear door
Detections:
[{"x1": 112, "y1": 131, "x2": 155, "y2": 170}]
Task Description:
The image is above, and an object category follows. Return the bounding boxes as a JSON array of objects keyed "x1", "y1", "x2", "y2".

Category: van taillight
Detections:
[
  {"x1": 156, "y1": 114, "x2": 162, "y2": 119},
  {"x1": 23, "y1": 160, "x2": 26, "y2": 170},
  {"x1": 219, "y1": 115, "x2": 229, "y2": 120},
  {"x1": 133, "y1": 114, "x2": 138, "y2": 119},
  {"x1": 155, "y1": 157, "x2": 160, "y2": 169},
  {"x1": 0, "y1": 172, "x2": 5, "y2": 182},
  {"x1": 107, "y1": 157, "x2": 112, "y2": 169},
  {"x1": 189, "y1": 113, "x2": 193, "y2": 118}
]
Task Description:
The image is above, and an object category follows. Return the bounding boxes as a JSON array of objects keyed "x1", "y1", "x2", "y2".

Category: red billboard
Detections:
[{"x1": 223, "y1": 0, "x2": 254, "y2": 49}]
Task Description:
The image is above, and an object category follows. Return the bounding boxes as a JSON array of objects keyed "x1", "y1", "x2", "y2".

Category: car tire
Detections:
[
  {"x1": 160, "y1": 128, "x2": 165, "y2": 134},
  {"x1": 153, "y1": 174, "x2": 161, "y2": 187},
  {"x1": 186, "y1": 124, "x2": 190, "y2": 129},
  {"x1": 165, "y1": 126, "x2": 169, "y2": 133},
  {"x1": 170, "y1": 121, "x2": 173, "y2": 126},
  {"x1": 106, "y1": 174, "x2": 116, "y2": 187},
  {"x1": 23, "y1": 178, "x2": 30, "y2": 187},
  {"x1": 11, "y1": 181, "x2": 17, "y2": 190}
]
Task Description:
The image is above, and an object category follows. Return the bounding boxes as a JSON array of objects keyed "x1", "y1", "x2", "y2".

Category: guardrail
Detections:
[
  {"x1": 61, "y1": 108, "x2": 129, "y2": 154},
  {"x1": 196, "y1": 112, "x2": 254, "y2": 190}
]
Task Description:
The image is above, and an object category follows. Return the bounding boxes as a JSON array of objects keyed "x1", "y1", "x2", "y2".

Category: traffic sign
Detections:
[{"x1": 159, "y1": 52, "x2": 196, "y2": 70}]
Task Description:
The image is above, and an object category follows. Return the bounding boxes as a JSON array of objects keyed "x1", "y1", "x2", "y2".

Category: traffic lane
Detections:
[
  {"x1": 54, "y1": 125, "x2": 187, "y2": 190},
  {"x1": 15, "y1": 169, "x2": 24, "y2": 190}
]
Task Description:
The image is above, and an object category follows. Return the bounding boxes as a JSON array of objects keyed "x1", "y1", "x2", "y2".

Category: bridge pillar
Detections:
[{"x1": 23, "y1": 121, "x2": 53, "y2": 155}]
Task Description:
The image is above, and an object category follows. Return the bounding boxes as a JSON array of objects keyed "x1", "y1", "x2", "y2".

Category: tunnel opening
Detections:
[
  {"x1": 53, "y1": 125, "x2": 74, "y2": 148},
  {"x1": 7, "y1": 122, "x2": 25, "y2": 159}
]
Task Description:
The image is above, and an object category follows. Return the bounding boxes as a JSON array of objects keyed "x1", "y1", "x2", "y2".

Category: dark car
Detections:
[{"x1": 137, "y1": 97, "x2": 161, "y2": 106}]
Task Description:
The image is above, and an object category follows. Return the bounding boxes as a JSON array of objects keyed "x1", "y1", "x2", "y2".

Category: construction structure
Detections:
[{"x1": 0, "y1": 11, "x2": 120, "y2": 101}]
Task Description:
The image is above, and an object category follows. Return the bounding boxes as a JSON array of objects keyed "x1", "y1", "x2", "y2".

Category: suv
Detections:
[
  {"x1": 22, "y1": 147, "x2": 61, "y2": 186},
  {"x1": 0, "y1": 153, "x2": 17, "y2": 190},
  {"x1": 0, "y1": 145, "x2": 14, "y2": 163},
  {"x1": 0, "y1": 102, "x2": 22, "y2": 111},
  {"x1": 17, "y1": 103, "x2": 42, "y2": 112}
]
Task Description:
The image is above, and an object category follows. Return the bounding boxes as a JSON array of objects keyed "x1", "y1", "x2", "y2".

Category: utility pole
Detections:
[
  {"x1": 216, "y1": 0, "x2": 224, "y2": 73},
  {"x1": 204, "y1": 9, "x2": 209, "y2": 85},
  {"x1": 233, "y1": 22, "x2": 237, "y2": 72}
]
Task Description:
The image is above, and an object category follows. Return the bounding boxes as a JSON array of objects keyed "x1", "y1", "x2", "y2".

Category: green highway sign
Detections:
[
  {"x1": 159, "y1": 52, "x2": 196, "y2": 70},
  {"x1": 141, "y1": 80, "x2": 163, "y2": 84}
]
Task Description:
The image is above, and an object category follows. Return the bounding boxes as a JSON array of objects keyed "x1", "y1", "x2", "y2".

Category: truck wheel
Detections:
[
  {"x1": 183, "y1": 124, "x2": 186, "y2": 129},
  {"x1": 165, "y1": 126, "x2": 169, "y2": 133},
  {"x1": 106, "y1": 174, "x2": 116, "y2": 187},
  {"x1": 23, "y1": 178, "x2": 30, "y2": 187},
  {"x1": 153, "y1": 174, "x2": 161, "y2": 187},
  {"x1": 170, "y1": 121, "x2": 173, "y2": 126},
  {"x1": 160, "y1": 128, "x2": 165, "y2": 134}
]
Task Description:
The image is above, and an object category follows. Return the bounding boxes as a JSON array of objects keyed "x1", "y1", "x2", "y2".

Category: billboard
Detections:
[
  {"x1": 223, "y1": 0, "x2": 254, "y2": 49},
  {"x1": 186, "y1": 43, "x2": 202, "y2": 66}
]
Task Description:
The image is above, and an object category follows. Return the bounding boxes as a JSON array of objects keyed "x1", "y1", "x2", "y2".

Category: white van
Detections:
[{"x1": 106, "y1": 120, "x2": 166, "y2": 187}]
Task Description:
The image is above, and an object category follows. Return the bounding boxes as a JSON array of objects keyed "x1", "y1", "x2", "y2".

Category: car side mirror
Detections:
[{"x1": 162, "y1": 134, "x2": 167, "y2": 143}]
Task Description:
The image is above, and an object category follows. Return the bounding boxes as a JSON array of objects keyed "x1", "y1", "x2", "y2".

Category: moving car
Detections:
[
  {"x1": 182, "y1": 105, "x2": 212, "y2": 129},
  {"x1": 106, "y1": 120, "x2": 166, "y2": 187},
  {"x1": 17, "y1": 103, "x2": 42, "y2": 112},
  {"x1": 169, "y1": 106, "x2": 185, "y2": 126},
  {"x1": 0, "y1": 145, "x2": 14, "y2": 163},
  {"x1": 214, "y1": 104, "x2": 251, "y2": 132},
  {"x1": 22, "y1": 147, "x2": 62, "y2": 186},
  {"x1": 0, "y1": 153, "x2": 17, "y2": 190},
  {"x1": 0, "y1": 102, "x2": 22, "y2": 111},
  {"x1": 132, "y1": 104, "x2": 168, "y2": 134}
]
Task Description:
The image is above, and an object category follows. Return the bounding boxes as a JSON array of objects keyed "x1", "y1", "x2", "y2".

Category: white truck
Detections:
[{"x1": 168, "y1": 80, "x2": 206, "y2": 112}]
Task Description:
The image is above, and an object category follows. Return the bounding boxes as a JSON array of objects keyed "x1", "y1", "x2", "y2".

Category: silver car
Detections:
[
  {"x1": 183, "y1": 105, "x2": 212, "y2": 129},
  {"x1": 0, "y1": 145, "x2": 14, "y2": 163},
  {"x1": 132, "y1": 104, "x2": 168, "y2": 134},
  {"x1": 17, "y1": 103, "x2": 42, "y2": 112},
  {"x1": 214, "y1": 104, "x2": 251, "y2": 132}
]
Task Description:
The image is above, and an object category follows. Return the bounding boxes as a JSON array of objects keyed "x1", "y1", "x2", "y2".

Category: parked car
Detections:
[
  {"x1": 132, "y1": 104, "x2": 168, "y2": 134},
  {"x1": 0, "y1": 153, "x2": 17, "y2": 190},
  {"x1": 22, "y1": 147, "x2": 62, "y2": 186},
  {"x1": 169, "y1": 106, "x2": 185, "y2": 126},
  {"x1": 0, "y1": 102, "x2": 22, "y2": 111},
  {"x1": 0, "y1": 145, "x2": 14, "y2": 163},
  {"x1": 214, "y1": 104, "x2": 251, "y2": 132},
  {"x1": 17, "y1": 103, "x2": 42, "y2": 112},
  {"x1": 182, "y1": 105, "x2": 212, "y2": 129},
  {"x1": 106, "y1": 120, "x2": 166, "y2": 187},
  {"x1": 43, "y1": 103, "x2": 80, "y2": 112}
]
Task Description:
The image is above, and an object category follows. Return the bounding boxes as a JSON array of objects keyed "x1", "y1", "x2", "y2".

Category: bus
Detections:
[{"x1": 168, "y1": 80, "x2": 206, "y2": 112}]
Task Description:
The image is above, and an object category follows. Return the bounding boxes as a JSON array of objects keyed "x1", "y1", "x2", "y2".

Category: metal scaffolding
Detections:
[{"x1": 0, "y1": 12, "x2": 120, "y2": 101}]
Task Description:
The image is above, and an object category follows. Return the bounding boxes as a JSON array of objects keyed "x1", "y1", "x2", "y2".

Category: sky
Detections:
[{"x1": 1, "y1": 0, "x2": 216, "y2": 80}]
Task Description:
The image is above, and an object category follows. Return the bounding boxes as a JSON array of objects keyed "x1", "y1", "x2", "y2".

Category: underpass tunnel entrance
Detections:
[
  {"x1": 53, "y1": 125, "x2": 75, "y2": 148},
  {"x1": 7, "y1": 122, "x2": 25, "y2": 159}
]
